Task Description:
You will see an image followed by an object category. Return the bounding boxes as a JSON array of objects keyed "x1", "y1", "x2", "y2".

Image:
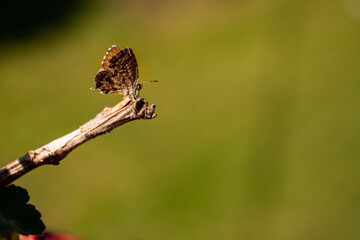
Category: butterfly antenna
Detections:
[
  {"x1": 135, "y1": 81, "x2": 158, "y2": 97},
  {"x1": 140, "y1": 80, "x2": 159, "y2": 84}
]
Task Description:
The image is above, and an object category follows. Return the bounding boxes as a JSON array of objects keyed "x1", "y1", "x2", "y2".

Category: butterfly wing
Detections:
[
  {"x1": 94, "y1": 69, "x2": 115, "y2": 94},
  {"x1": 101, "y1": 45, "x2": 121, "y2": 70},
  {"x1": 108, "y1": 47, "x2": 139, "y2": 94},
  {"x1": 94, "y1": 46, "x2": 139, "y2": 95}
]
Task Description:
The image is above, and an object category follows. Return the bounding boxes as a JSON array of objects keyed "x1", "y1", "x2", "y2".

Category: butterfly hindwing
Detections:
[{"x1": 94, "y1": 69, "x2": 114, "y2": 94}]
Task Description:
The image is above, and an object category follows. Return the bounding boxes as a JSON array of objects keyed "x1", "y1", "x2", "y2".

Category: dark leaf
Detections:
[{"x1": 0, "y1": 185, "x2": 45, "y2": 236}]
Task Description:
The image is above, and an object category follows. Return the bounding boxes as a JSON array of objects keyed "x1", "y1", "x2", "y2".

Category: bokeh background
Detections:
[{"x1": 1, "y1": 0, "x2": 360, "y2": 239}]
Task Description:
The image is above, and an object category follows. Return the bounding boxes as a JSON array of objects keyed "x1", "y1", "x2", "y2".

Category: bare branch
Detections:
[{"x1": 0, "y1": 96, "x2": 156, "y2": 188}]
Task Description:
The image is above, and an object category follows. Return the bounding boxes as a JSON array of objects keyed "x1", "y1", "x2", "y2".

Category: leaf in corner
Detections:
[{"x1": 0, "y1": 185, "x2": 46, "y2": 236}]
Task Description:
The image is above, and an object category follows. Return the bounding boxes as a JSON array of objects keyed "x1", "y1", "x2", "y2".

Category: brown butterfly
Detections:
[{"x1": 93, "y1": 45, "x2": 142, "y2": 96}]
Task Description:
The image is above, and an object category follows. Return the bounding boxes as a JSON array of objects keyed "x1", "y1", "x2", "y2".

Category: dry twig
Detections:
[{"x1": 0, "y1": 96, "x2": 156, "y2": 188}]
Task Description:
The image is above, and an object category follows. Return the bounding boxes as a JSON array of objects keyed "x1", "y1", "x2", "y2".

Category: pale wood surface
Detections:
[{"x1": 0, "y1": 96, "x2": 156, "y2": 187}]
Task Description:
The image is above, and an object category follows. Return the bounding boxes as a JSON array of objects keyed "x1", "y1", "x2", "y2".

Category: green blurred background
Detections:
[{"x1": 1, "y1": 0, "x2": 360, "y2": 239}]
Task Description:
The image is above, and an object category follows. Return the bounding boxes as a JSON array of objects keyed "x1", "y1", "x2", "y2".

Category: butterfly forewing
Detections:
[{"x1": 101, "y1": 45, "x2": 121, "y2": 70}]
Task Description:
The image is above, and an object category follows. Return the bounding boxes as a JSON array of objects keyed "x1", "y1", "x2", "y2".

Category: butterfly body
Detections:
[{"x1": 94, "y1": 45, "x2": 140, "y2": 96}]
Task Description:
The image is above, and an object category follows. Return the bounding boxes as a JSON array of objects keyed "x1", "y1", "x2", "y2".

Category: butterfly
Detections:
[{"x1": 93, "y1": 45, "x2": 142, "y2": 96}]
